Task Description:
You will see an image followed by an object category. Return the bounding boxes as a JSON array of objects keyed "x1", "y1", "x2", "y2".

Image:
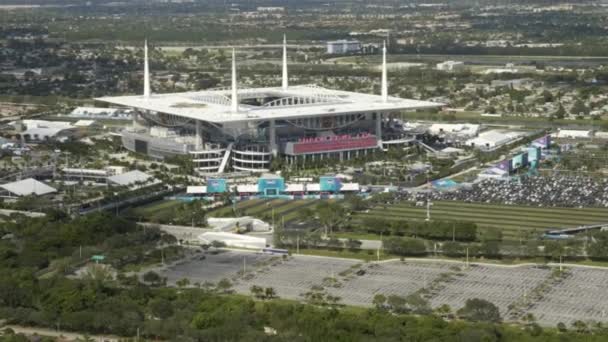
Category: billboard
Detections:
[
  {"x1": 292, "y1": 134, "x2": 377, "y2": 155},
  {"x1": 512, "y1": 153, "x2": 527, "y2": 169},
  {"x1": 495, "y1": 159, "x2": 512, "y2": 173},
  {"x1": 207, "y1": 178, "x2": 227, "y2": 194},
  {"x1": 527, "y1": 146, "x2": 541, "y2": 163},
  {"x1": 258, "y1": 177, "x2": 285, "y2": 196},
  {"x1": 319, "y1": 176, "x2": 342, "y2": 192}
]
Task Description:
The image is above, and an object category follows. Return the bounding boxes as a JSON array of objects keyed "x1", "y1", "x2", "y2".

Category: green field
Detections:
[
  {"x1": 128, "y1": 200, "x2": 183, "y2": 222},
  {"x1": 355, "y1": 201, "x2": 608, "y2": 241},
  {"x1": 208, "y1": 199, "x2": 324, "y2": 224}
]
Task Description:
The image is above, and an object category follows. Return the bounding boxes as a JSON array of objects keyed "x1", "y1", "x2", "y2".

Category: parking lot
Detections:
[
  {"x1": 159, "y1": 250, "x2": 608, "y2": 326},
  {"x1": 161, "y1": 250, "x2": 274, "y2": 286}
]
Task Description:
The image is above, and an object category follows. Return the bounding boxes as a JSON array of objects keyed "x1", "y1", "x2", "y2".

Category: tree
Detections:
[
  {"x1": 211, "y1": 240, "x2": 227, "y2": 249},
  {"x1": 142, "y1": 271, "x2": 162, "y2": 286},
  {"x1": 264, "y1": 287, "x2": 277, "y2": 300},
  {"x1": 316, "y1": 202, "x2": 348, "y2": 237},
  {"x1": 216, "y1": 278, "x2": 233, "y2": 293},
  {"x1": 386, "y1": 295, "x2": 408, "y2": 313},
  {"x1": 345, "y1": 238, "x2": 362, "y2": 251},
  {"x1": 149, "y1": 298, "x2": 174, "y2": 319},
  {"x1": 571, "y1": 99, "x2": 589, "y2": 116},
  {"x1": 404, "y1": 293, "x2": 432, "y2": 314},
  {"x1": 457, "y1": 298, "x2": 501, "y2": 323},
  {"x1": 442, "y1": 241, "x2": 463, "y2": 257},
  {"x1": 554, "y1": 103, "x2": 566, "y2": 119},
  {"x1": 480, "y1": 240, "x2": 501, "y2": 258},
  {"x1": 326, "y1": 237, "x2": 343, "y2": 251},
  {"x1": 176, "y1": 277, "x2": 190, "y2": 288},
  {"x1": 372, "y1": 294, "x2": 387, "y2": 310},
  {"x1": 383, "y1": 237, "x2": 427, "y2": 256},
  {"x1": 250, "y1": 285, "x2": 264, "y2": 299}
]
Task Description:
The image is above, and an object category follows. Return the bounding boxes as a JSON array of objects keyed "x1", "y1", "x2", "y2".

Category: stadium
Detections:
[{"x1": 98, "y1": 38, "x2": 441, "y2": 174}]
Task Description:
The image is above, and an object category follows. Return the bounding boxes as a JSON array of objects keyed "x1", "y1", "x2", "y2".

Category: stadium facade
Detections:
[{"x1": 98, "y1": 37, "x2": 442, "y2": 174}]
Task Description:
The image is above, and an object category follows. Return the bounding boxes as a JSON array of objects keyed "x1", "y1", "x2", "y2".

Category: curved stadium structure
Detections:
[{"x1": 98, "y1": 38, "x2": 442, "y2": 174}]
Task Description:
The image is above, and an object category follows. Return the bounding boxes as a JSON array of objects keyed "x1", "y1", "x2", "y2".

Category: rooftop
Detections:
[
  {"x1": 97, "y1": 84, "x2": 441, "y2": 124},
  {"x1": 0, "y1": 178, "x2": 57, "y2": 197}
]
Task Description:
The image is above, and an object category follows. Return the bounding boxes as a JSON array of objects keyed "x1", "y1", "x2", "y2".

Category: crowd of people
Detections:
[{"x1": 403, "y1": 175, "x2": 608, "y2": 208}]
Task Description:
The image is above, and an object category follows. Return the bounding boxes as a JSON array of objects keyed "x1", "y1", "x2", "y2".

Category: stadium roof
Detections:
[
  {"x1": 0, "y1": 178, "x2": 57, "y2": 197},
  {"x1": 96, "y1": 40, "x2": 442, "y2": 124},
  {"x1": 97, "y1": 85, "x2": 441, "y2": 124}
]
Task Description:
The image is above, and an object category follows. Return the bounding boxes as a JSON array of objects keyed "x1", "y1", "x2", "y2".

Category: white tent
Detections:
[{"x1": 0, "y1": 178, "x2": 56, "y2": 197}]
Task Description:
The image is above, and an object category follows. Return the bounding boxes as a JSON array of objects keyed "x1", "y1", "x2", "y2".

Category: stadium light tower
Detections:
[
  {"x1": 143, "y1": 40, "x2": 151, "y2": 100},
  {"x1": 282, "y1": 34, "x2": 288, "y2": 90},
  {"x1": 231, "y1": 48, "x2": 238, "y2": 113},
  {"x1": 381, "y1": 40, "x2": 388, "y2": 102}
]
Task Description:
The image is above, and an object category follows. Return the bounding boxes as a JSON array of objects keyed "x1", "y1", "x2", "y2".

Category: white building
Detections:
[
  {"x1": 13, "y1": 120, "x2": 75, "y2": 142},
  {"x1": 327, "y1": 40, "x2": 361, "y2": 54},
  {"x1": 98, "y1": 39, "x2": 442, "y2": 174},
  {"x1": 553, "y1": 129, "x2": 592, "y2": 139},
  {"x1": 69, "y1": 106, "x2": 131, "y2": 120},
  {"x1": 465, "y1": 130, "x2": 525, "y2": 150},
  {"x1": 108, "y1": 170, "x2": 160, "y2": 189},
  {"x1": 428, "y1": 123, "x2": 480, "y2": 138},
  {"x1": 436, "y1": 61, "x2": 465, "y2": 72}
]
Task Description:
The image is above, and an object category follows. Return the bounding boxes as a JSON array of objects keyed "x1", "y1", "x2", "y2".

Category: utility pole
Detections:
[
  {"x1": 296, "y1": 235, "x2": 300, "y2": 254},
  {"x1": 243, "y1": 256, "x2": 246, "y2": 273},
  {"x1": 465, "y1": 247, "x2": 469, "y2": 269}
]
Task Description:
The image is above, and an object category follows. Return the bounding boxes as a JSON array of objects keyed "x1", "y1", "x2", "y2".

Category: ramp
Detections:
[
  {"x1": 418, "y1": 141, "x2": 438, "y2": 153},
  {"x1": 218, "y1": 143, "x2": 233, "y2": 174}
]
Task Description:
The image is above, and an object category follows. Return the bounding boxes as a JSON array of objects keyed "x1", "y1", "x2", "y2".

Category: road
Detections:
[
  {"x1": 2, "y1": 324, "x2": 120, "y2": 341},
  {"x1": 137, "y1": 222, "x2": 212, "y2": 243}
]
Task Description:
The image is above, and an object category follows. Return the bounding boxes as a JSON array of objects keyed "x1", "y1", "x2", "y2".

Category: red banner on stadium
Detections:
[{"x1": 293, "y1": 135, "x2": 378, "y2": 154}]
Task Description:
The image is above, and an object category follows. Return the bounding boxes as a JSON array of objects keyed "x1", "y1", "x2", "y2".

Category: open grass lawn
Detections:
[
  {"x1": 130, "y1": 200, "x2": 183, "y2": 221},
  {"x1": 208, "y1": 199, "x2": 324, "y2": 223},
  {"x1": 354, "y1": 201, "x2": 608, "y2": 241}
]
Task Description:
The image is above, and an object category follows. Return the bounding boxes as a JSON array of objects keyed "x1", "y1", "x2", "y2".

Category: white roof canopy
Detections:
[{"x1": 0, "y1": 178, "x2": 56, "y2": 196}]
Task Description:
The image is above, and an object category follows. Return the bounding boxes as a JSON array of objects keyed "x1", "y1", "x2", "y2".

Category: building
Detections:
[
  {"x1": 465, "y1": 130, "x2": 525, "y2": 150},
  {"x1": 186, "y1": 175, "x2": 360, "y2": 199},
  {"x1": 428, "y1": 123, "x2": 480, "y2": 138},
  {"x1": 553, "y1": 129, "x2": 593, "y2": 139},
  {"x1": 98, "y1": 39, "x2": 441, "y2": 174},
  {"x1": 326, "y1": 40, "x2": 362, "y2": 54},
  {"x1": 13, "y1": 120, "x2": 75, "y2": 142},
  {"x1": 60, "y1": 166, "x2": 127, "y2": 183},
  {"x1": 107, "y1": 170, "x2": 160, "y2": 189},
  {"x1": 69, "y1": 106, "x2": 132, "y2": 120},
  {"x1": 0, "y1": 178, "x2": 57, "y2": 198},
  {"x1": 436, "y1": 61, "x2": 465, "y2": 72}
]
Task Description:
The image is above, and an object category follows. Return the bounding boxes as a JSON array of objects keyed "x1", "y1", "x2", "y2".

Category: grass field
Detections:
[
  {"x1": 128, "y1": 200, "x2": 183, "y2": 222},
  {"x1": 207, "y1": 199, "x2": 325, "y2": 225},
  {"x1": 354, "y1": 201, "x2": 608, "y2": 241}
]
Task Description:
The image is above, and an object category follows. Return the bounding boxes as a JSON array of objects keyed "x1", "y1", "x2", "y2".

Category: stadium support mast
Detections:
[
  {"x1": 381, "y1": 40, "x2": 388, "y2": 102},
  {"x1": 143, "y1": 40, "x2": 151, "y2": 100},
  {"x1": 231, "y1": 48, "x2": 238, "y2": 113},
  {"x1": 282, "y1": 34, "x2": 288, "y2": 90}
]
